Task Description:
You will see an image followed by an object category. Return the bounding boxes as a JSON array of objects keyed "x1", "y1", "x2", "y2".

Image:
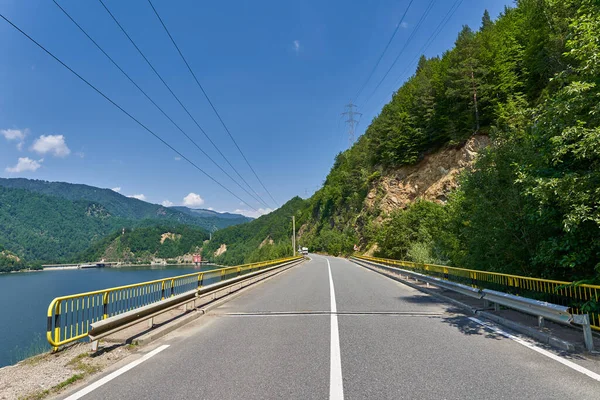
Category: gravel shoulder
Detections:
[{"x1": 0, "y1": 342, "x2": 134, "y2": 400}]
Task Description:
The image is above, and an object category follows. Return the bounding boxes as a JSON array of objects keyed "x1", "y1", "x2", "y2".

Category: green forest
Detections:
[
  {"x1": 0, "y1": 185, "x2": 132, "y2": 266},
  {"x1": 77, "y1": 225, "x2": 209, "y2": 264},
  {"x1": 0, "y1": 178, "x2": 248, "y2": 231},
  {"x1": 206, "y1": 0, "x2": 600, "y2": 282},
  {"x1": 202, "y1": 197, "x2": 306, "y2": 265}
]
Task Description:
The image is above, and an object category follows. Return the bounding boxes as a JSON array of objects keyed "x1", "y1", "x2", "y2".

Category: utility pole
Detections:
[
  {"x1": 292, "y1": 216, "x2": 296, "y2": 256},
  {"x1": 342, "y1": 101, "x2": 362, "y2": 147}
]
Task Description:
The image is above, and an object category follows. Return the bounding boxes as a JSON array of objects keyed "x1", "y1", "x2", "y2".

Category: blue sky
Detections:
[{"x1": 0, "y1": 0, "x2": 512, "y2": 217}]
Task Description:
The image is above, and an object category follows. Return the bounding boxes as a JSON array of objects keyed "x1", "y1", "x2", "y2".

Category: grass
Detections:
[
  {"x1": 53, "y1": 374, "x2": 85, "y2": 391},
  {"x1": 67, "y1": 352, "x2": 100, "y2": 375},
  {"x1": 66, "y1": 352, "x2": 89, "y2": 366},
  {"x1": 19, "y1": 389, "x2": 50, "y2": 400},
  {"x1": 19, "y1": 352, "x2": 101, "y2": 400},
  {"x1": 18, "y1": 374, "x2": 83, "y2": 400}
]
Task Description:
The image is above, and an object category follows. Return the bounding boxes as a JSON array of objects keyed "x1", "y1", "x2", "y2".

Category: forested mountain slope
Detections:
[
  {"x1": 0, "y1": 178, "x2": 235, "y2": 231},
  {"x1": 0, "y1": 186, "x2": 133, "y2": 264},
  {"x1": 170, "y1": 206, "x2": 252, "y2": 229},
  {"x1": 76, "y1": 225, "x2": 208, "y2": 264},
  {"x1": 202, "y1": 197, "x2": 307, "y2": 265},
  {"x1": 300, "y1": 0, "x2": 600, "y2": 281},
  {"x1": 0, "y1": 180, "x2": 252, "y2": 269}
]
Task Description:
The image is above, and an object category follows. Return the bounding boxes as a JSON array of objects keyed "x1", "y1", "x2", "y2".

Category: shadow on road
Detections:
[
  {"x1": 397, "y1": 293, "x2": 593, "y2": 361},
  {"x1": 396, "y1": 294, "x2": 446, "y2": 304},
  {"x1": 441, "y1": 314, "x2": 504, "y2": 340}
]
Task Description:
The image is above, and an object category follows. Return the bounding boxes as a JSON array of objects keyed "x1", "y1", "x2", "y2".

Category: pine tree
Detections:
[{"x1": 481, "y1": 9, "x2": 492, "y2": 30}]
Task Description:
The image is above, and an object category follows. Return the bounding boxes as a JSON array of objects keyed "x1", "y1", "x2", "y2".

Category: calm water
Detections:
[{"x1": 0, "y1": 265, "x2": 217, "y2": 368}]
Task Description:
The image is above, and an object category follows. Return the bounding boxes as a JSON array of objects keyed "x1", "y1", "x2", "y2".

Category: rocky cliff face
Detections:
[{"x1": 365, "y1": 135, "x2": 490, "y2": 215}]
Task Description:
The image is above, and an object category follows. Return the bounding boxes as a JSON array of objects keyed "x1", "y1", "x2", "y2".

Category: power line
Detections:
[
  {"x1": 341, "y1": 102, "x2": 362, "y2": 147},
  {"x1": 146, "y1": 0, "x2": 279, "y2": 208},
  {"x1": 0, "y1": 11, "x2": 258, "y2": 212},
  {"x1": 353, "y1": 0, "x2": 415, "y2": 102},
  {"x1": 97, "y1": 0, "x2": 273, "y2": 209},
  {"x1": 361, "y1": 0, "x2": 437, "y2": 107},
  {"x1": 392, "y1": 0, "x2": 465, "y2": 89},
  {"x1": 367, "y1": 0, "x2": 465, "y2": 116},
  {"x1": 52, "y1": 0, "x2": 269, "y2": 210}
]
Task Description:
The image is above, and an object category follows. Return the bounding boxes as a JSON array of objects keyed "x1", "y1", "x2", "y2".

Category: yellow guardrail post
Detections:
[
  {"x1": 102, "y1": 292, "x2": 109, "y2": 320},
  {"x1": 54, "y1": 301, "x2": 61, "y2": 350}
]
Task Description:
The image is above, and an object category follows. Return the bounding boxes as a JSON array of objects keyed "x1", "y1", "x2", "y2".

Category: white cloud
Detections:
[
  {"x1": 5, "y1": 157, "x2": 42, "y2": 173},
  {"x1": 183, "y1": 192, "x2": 204, "y2": 207},
  {"x1": 400, "y1": 22, "x2": 408, "y2": 29},
  {"x1": 161, "y1": 200, "x2": 174, "y2": 207},
  {"x1": 128, "y1": 194, "x2": 146, "y2": 201},
  {"x1": 174, "y1": 156, "x2": 181, "y2": 161},
  {"x1": 31, "y1": 134, "x2": 71, "y2": 157},
  {"x1": 111, "y1": 187, "x2": 121, "y2": 193},
  {"x1": 1, "y1": 129, "x2": 26, "y2": 141},
  {"x1": 1, "y1": 128, "x2": 27, "y2": 150},
  {"x1": 234, "y1": 208, "x2": 273, "y2": 219},
  {"x1": 75, "y1": 151, "x2": 85, "y2": 158},
  {"x1": 293, "y1": 40, "x2": 300, "y2": 54}
]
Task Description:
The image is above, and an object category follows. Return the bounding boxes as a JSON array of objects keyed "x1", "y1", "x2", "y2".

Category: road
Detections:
[{"x1": 61, "y1": 255, "x2": 600, "y2": 399}]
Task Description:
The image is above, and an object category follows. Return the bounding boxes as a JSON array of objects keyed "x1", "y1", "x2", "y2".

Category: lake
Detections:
[{"x1": 0, "y1": 265, "x2": 219, "y2": 368}]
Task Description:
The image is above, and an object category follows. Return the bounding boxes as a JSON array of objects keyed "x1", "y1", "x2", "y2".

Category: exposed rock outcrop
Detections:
[{"x1": 365, "y1": 135, "x2": 490, "y2": 215}]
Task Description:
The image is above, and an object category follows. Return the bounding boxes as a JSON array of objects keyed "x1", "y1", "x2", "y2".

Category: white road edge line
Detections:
[
  {"x1": 327, "y1": 258, "x2": 344, "y2": 400},
  {"x1": 468, "y1": 317, "x2": 600, "y2": 382},
  {"x1": 63, "y1": 344, "x2": 170, "y2": 400}
]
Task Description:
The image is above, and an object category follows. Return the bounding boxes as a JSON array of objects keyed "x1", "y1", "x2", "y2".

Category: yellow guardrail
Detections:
[
  {"x1": 355, "y1": 255, "x2": 600, "y2": 331},
  {"x1": 47, "y1": 256, "x2": 302, "y2": 348}
]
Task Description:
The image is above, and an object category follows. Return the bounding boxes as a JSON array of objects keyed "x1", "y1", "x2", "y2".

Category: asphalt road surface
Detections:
[{"x1": 60, "y1": 255, "x2": 600, "y2": 399}]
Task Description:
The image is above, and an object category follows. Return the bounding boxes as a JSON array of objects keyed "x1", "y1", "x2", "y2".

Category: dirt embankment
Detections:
[
  {"x1": 259, "y1": 236, "x2": 274, "y2": 248},
  {"x1": 214, "y1": 244, "x2": 227, "y2": 257},
  {"x1": 0, "y1": 343, "x2": 133, "y2": 400},
  {"x1": 160, "y1": 232, "x2": 181, "y2": 244},
  {"x1": 365, "y1": 134, "x2": 490, "y2": 215}
]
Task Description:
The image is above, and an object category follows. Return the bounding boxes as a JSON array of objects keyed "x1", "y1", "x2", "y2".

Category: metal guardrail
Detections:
[
  {"x1": 354, "y1": 255, "x2": 600, "y2": 332},
  {"x1": 47, "y1": 256, "x2": 302, "y2": 348},
  {"x1": 352, "y1": 256, "x2": 595, "y2": 351}
]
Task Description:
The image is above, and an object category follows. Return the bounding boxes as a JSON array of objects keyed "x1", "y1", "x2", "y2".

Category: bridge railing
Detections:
[
  {"x1": 47, "y1": 256, "x2": 302, "y2": 348},
  {"x1": 354, "y1": 255, "x2": 600, "y2": 331}
]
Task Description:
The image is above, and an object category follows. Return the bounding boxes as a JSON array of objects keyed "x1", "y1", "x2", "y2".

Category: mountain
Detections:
[
  {"x1": 170, "y1": 206, "x2": 252, "y2": 228},
  {"x1": 0, "y1": 178, "x2": 251, "y2": 232},
  {"x1": 0, "y1": 179, "x2": 253, "y2": 268},
  {"x1": 76, "y1": 225, "x2": 208, "y2": 264},
  {"x1": 0, "y1": 243, "x2": 24, "y2": 273},
  {"x1": 202, "y1": 1, "x2": 600, "y2": 281},
  {"x1": 0, "y1": 185, "x2": 133, "y2": 265},
  {"x1": 202, "y1": 197, "x2": 306, "y2": 265}
]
